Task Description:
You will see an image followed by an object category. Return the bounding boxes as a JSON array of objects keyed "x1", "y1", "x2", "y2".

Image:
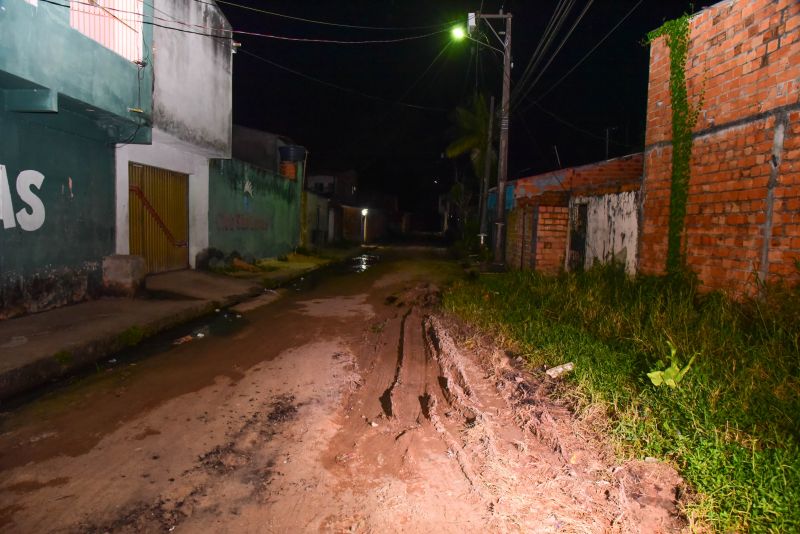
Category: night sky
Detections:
[{"x1": 220, "y1": 1, "x2": 715, "y2": 212}]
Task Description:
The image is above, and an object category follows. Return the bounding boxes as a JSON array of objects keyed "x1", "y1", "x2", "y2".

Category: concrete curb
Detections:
[
  {"x1": 0, "y1": 250, "x2": 362, "y2": 403},
  {"x1": 0, "y1": 291, "x2": 258, "y2": 403}
]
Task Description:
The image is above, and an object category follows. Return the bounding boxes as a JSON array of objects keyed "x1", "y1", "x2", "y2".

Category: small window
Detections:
[{"x1": 70, "y1": 0, "x2": 144, "y2": 63}]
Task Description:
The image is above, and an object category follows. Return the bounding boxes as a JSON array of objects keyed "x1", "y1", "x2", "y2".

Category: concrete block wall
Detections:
[{"x1": 641, "y1": 0, "x2": 800, "y2": 291}]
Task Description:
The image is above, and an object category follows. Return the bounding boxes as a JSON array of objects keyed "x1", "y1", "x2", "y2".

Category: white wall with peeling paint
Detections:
[
  {"x1": 571, "y1": 191, "x2": 639, "y2": 274},
  {"x1": 115, "y1": 129, "x2": 210, "y2": 268},
  {"x1": 151, "y1": 0, "x2": 232, "y2": 156}
]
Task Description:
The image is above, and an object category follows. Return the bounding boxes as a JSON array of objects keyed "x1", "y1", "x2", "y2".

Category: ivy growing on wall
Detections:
[{"x1": 648, "y1": 14, "x2": 701, "y2": 274}]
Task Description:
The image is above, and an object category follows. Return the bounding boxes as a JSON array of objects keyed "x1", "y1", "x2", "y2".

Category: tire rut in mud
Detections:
[
  {"x1": 378, "y1": 309, "x2": 411, "y2": 418},
  {"x1": 426, "y1": 314, "x2": 689, "y2": 533}
]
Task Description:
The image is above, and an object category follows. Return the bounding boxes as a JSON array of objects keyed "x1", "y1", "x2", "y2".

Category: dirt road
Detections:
[{"x1": 0, "y1": 250, "x2": 685, "y2": 533}]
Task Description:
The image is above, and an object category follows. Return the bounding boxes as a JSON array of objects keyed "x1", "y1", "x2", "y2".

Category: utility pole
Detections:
[
  {"x1": 479, "y1": 94, "x2": 495, "y2": 243},
  {"x1": 470, "y1": 10, "x2": 512, "y2": 264}
]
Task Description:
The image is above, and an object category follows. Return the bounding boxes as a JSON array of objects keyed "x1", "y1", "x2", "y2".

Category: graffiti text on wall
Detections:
[
  {"x1": 0, "y1": 165, "x2": 46, "y2": 232},
  {"x1": 216, "y1": 213, "x2": 269, "y2": 231}
]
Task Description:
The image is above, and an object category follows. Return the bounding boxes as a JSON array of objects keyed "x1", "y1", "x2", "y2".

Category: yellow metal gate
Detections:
[{"x1": 129, "y1": 163, "x2": 189, "y2": 273}]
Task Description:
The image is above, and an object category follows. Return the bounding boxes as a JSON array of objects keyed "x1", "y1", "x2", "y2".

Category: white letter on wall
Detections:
[
  {"x1": 0, "y1": 165, "x2": 17, "y2": 229},
  {"x1": 15, "y1": 170, "x2": 45, "y2": 232}
]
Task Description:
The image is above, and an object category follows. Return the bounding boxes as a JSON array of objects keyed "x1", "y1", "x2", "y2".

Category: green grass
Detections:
[
  {"x1": 116, "y1": 325, "x2": 145, "y2": 348},
  {"x1": 443, "y1": 265, "x2": 800, "y2": 532}
]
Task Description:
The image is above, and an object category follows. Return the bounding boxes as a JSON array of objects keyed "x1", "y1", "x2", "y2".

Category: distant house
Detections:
[
  {"x1": 504, "y1": 154, "x2": 643, "y2": 274},
  {"x1": 640, "y1": 0, "x2": 800, "y2": 292},
  {"x1": 1, "y1": 0, "x2": 155, "y2": 317},
  {"x1": 307, "y1": 170, "x2": 358, "y2": 204}
]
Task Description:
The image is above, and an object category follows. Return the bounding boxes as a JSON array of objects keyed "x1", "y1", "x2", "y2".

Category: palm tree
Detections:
[{"x1": 445, "y1": 93, "x2": 496, "y2": 240}]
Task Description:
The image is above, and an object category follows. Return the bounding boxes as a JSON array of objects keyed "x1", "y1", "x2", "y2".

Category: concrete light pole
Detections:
[
  {"x1": 469, "y1": 11, "x2": 512, "y2": 265},
  {"x1": 479, "y1": 94, "x2": 495, "y2": 244},
  {"x1": 361, "y1": 208, "x2": 369, "y2": 244}
]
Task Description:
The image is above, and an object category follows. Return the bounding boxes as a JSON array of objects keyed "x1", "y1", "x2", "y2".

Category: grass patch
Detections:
[
  {"x1": 117, "y1": 326, "x2": 145, "y2": 348},
  {"x1": 53, "y1": 350, "x2": 73, "y2": 367},
  {"x1": 443, "y1": 265, "x2": 800, "y2": 532}
]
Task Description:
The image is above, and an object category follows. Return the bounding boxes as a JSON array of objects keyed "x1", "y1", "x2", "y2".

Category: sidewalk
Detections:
[{"x1": 0, "y1": 247, "x2": 361, "y2": 402}]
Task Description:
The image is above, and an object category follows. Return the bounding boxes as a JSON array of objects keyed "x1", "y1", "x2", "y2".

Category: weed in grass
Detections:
[
  {"x1": 443, "y1": 264, "x2": 800, "y2": 532},
  {"x1": 647, "y1": 340, "x2": 697, "y2": 388}
]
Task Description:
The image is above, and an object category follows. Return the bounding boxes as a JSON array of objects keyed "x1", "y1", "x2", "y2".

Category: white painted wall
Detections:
[
  {"x1": 114, "y1": 0, "x2": 231, "y2": 270},
  {"x1": 152, "y1": 0, "x2": 232, "y2": 157},
  {"x1": 571, "y1": 191, "x2": 640, "y2": 274},
  {"x1": 115, "y1": 129, "x2": 209, "y2": 268}
]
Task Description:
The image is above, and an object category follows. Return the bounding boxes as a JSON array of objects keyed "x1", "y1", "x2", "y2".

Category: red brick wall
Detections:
[
  {"x1": 506, "y1": 208, "x2": 523, "y2": 269},
  {"x1": 536, "y1": 207, "x2": 569, "y2": 274},
  {"x1": 514, "y1": 153, "x2": 643, "y2": 201},
  {"x1": 641, "y1": 0, "x2": 800, "y2": 291}
]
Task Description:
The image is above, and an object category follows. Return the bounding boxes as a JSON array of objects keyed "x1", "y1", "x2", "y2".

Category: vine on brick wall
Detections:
[{"x1": 648, "y1": 14, "x2": 702, "y2": 273}]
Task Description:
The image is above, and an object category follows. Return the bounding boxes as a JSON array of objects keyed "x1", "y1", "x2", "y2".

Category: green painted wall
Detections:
[
  {"x1": 209, "y1": 159, "x2": 302, "y2": 259},
  {"x1": 0, "y1": 110, "x2": 115, "y2": 316},
  {"x1": 0, "y1": 0, "x2": 153, "y2": 128}
]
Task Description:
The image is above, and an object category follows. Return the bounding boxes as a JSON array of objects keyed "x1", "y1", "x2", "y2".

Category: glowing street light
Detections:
[
  {"x1": 361, "y1": 208, "x2": 369, "y2": 243},
  {"x1": 451, "y1": 26, "x2": 466, "y2": 41}
]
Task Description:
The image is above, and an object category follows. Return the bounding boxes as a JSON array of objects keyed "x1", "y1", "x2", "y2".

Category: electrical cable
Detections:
[
  {"x1": 512, "y1": 115, "x2": 553, "y2": 179},
  {"x1": 239, "y1": 49, "x2": 447, "y2": 112},
  {"x1": 527, "y1": 0, "x2": 644, "y2": 107},
  {"x1": 194, "y1": 0, "x2": 461, "y2": 32},
  {"x1": 511, "y1": 0, "x2": 574, "y2": 105},
  {"x1": 233, "y1": 27, "x2": 448, "y2": 45},
  {"x1": 511, "y1": 0, "x2": 594, "y2": 110},
  {"x1": 43, "y1": 0, "x2": 450, "y2": 44},
  {"x1": 516, "y1": 0, "x2": 595, "y2": 103},
  {"x1": 531, "y1": 102, "x2": 631, "y2": 148}
]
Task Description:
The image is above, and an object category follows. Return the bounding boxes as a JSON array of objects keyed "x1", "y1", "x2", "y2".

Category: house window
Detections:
[{"x1": 70, "y1": 0, "x2": 144, "y2": 63}]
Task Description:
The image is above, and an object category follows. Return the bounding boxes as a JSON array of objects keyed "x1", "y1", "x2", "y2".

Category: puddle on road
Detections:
[
  {"x1": 350, "y1": 254, "x2": 380, "y2": 273},
  {"x1": 281, "y1": 253, "x2": 380, "y2": 293}
]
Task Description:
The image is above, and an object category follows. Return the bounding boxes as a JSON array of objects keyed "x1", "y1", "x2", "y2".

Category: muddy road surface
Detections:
[{"x1": 0, "y1": 249, "x2": 686, "y2": 533}]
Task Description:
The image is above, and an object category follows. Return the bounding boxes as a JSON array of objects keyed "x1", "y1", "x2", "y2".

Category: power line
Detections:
[
  {"x1": 200, "y1": 0, "x2": 460, "y2": 32},
  {"x1": 43, "y1": 0, "x2": 450, "y2": 45},
  {"x1": 239, "y1": 49, "x2": 446, "y2": 112},
  {"x1": 531, "y1": 102, "x2": 630, "y2": 147},
  {"x1": 529, "y1": 0, "x2": 645, "y2": 106},
  {"x1": 234, "y1": 27, "x2": 448, "y2": 45},
  {"x1": 512, "y1": 0, "x2": 595, "y2": 109},
  {"x1": 511, "y1": 0, "x2": 575, "y2": 107},
  {"x1": 42, "y1": 0, "x2": 231, "y2": 38},
  {"x1": 522, "y1": 0, "x2": 595, "y2": 94}
]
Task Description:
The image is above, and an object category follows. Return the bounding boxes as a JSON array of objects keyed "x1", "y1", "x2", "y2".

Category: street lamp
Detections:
[{"x1": 361, "y1": 208, "x2": 369, "y2": 244}]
